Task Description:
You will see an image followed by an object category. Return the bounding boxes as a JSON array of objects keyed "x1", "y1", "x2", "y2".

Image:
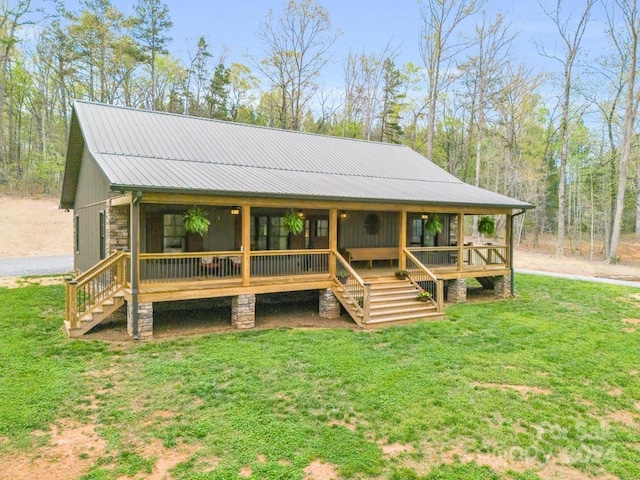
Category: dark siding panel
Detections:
[
  {"x1": 73, "y1": 148, "x2": 114, "y2": 272},
  {"x1": 338, "y1": 211, "x2": 398, "y2": 249}
]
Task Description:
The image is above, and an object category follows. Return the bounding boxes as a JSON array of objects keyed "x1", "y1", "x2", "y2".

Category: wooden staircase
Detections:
[
  {"x1": 332, "y1": 275, "x2": 443, "y2": 328},
  {"x1": 65, "y1": 250, "x2": 128, "y2": 337},
  {"x1": 364, "y1": 276, "x2": 442, "y2": 327},
  {"x1": 65, "y1": 291, "x2": 126, "y2": 336}
]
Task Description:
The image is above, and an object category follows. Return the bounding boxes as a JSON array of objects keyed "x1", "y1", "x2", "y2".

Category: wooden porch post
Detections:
[
  {"x1": 329, "y1": 208, "x2": 337, "y2": 276},
  {"x1": 242, "y1": 205, "x2": 251, "y2": 286},
  {"x1": 398, "y1": 209, "x2": 407, "y2": 270},
  {"x1": 457, "y1": 212, "x2": 464, "y2": 271}
]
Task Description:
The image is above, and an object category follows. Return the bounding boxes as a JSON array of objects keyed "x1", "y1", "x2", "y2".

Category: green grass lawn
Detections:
[{"x1": 0, "y1": 275, "x2": 639, "y2": 479}]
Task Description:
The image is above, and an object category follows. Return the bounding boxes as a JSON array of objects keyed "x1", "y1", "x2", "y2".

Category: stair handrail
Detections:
[
  {"x1": 332, "y1": 250, "x2": 370, "y2": 319},
  {"x1": 66, "y1": 250, "x2": 128, "y2": 330},
  {"x1": 403, "y1": 248, "x2": 444, "y2": 313}
]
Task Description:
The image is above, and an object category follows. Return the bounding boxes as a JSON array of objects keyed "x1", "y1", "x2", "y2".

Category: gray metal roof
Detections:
[{"x1": 61, "y1": 101, "x2": 533, "y2": 209}]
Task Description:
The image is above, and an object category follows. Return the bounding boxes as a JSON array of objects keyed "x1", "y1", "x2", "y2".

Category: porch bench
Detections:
[{"x1": 345, "y1": 247, "x2": 397, "y2": 269}]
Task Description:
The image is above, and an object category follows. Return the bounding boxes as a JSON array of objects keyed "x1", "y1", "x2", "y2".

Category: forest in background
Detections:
[{"x1": 1, "y1": 0, "x2": 639, "y2": 262}]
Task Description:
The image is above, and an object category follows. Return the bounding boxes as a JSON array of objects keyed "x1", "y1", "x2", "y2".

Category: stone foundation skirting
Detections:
[
  {"x1": 127, "y1": 301, "x2": 153, "y2": 340},
  {"x1": 232, "y1": 294, "x2": 256, "y2": 329},
  {"x1": 319, "y1": 288, "x2": 341, "y2": 319}
]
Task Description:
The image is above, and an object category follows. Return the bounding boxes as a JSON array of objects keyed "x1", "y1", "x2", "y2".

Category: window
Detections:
[
  {"x1": 315, "y1": 219, "x2": 328, "y2": 238},
  {"x1": 163, "y1": 214, "x2": 185, "y2": 252},
  {"x1": 74, "y1": 215, "x2": 80, "y2": 254},
  {"x1": 410, "y1": 219, "x2": 422, "y2": 246},
  {"x1": 251, "y1": 215, "x2": 289, "y2": 250},
  {"x1": 99, "y1": 211, "x2": 106, "y2": 259},
  {"x1": 269, "y1": 216, "x2": 288, "y2": 250},
  {"x1": 251, "y1": 216, "x2": 268, "y2": 250}
]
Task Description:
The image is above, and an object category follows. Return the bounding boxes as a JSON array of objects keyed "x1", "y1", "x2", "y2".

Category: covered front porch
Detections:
[{"x1": 65, "y1": 193, "x2": 515, "y2": 338}]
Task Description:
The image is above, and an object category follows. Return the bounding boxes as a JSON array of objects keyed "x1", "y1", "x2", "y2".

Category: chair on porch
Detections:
[{"x1": 200, "y1": 256, "x2": 241, "y2": 278}]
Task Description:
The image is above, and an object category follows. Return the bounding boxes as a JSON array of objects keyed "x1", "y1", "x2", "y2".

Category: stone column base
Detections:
[
  {"x1": 494, "y1": 274, "x2": 512, "y2": 298},
  {"x1": 319, "y1": 288, "x2": 341, "y2": 319},
  {"x1": 447, "y1": 278, "x2": 467, "y2": 303},
  {"x1": 127, "y1": 301, "x2": 153, "y2": 340},
  {"x1": 232, "y1": 294, "x2": 256, "y2": 329}
]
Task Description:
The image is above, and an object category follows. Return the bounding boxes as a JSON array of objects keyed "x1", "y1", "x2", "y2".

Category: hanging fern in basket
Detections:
[
  {"x1": 283, "y1": 211, "x2": 304, "y2": 235},
  {"x1": 425, "y1": 213, "x2": 443, "y2": 235},
  {"x1": 184, "y1": 206, "x2": 210, "y2": 237},
  {"x1": 477, "y1": 215, "x2": 496, "y2": 236}
]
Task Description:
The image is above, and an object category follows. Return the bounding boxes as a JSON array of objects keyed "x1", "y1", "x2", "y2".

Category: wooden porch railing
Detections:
[
  {"x1": 250, "y1": 249, "x2": 330, "y2": 277},
  {"x1": 333, "y1": 250, "x2": 369, "y2": 319},
  {"x1": 408, "y1": 244, "x2": 508, "y2": 271},
  {"x1": 408, "y1": 246, "x2": 458, "y2": 269},
  {"x1": 403, "y1": 248, "x2": 443, "y2": 313},
  {"x1": 139, "y1": 251, "x2": 243, "y2": 283},
  {"x1": 137, "y1": 249, "x2": 331, "y2": 284},
  {"x1": 463, "y1": 244, "x2": 507, "y2": 268},
  {"x1": 66, "y1": 249, "x2": 128, "y2": 330}
]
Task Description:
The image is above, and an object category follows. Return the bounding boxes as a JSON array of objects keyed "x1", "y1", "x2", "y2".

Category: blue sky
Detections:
[{"x1": 49, "y1": 0, "x2": 609, "y2": 75}]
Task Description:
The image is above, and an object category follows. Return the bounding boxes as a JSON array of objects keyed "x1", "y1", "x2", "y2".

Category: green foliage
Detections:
[
  {"x1": 283, "y1": 211, "x2": 304, "y2": 234},
  {"x1": 478, "y1": 215, "x2": 496, "y2": 236},
  {"x1": 2, "y1": 276, "x2": 640, "y2": 479},
  {"x1": 183, "y1": 206, "x2": 210, "y2": 237},
  {"x1": 0, "y1": 284, "x2": 107, "y2": 447},
  {"x1": 425, "y1": 213, "x2": 443, "y2": 234}
]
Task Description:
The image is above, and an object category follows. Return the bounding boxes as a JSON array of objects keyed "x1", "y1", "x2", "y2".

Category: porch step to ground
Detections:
[{"x1": 334, "y1": 275, "x2": 442, "y2": 328}]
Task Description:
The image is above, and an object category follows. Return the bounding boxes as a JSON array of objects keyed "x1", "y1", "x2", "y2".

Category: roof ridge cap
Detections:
[{"x1": 74, "y1": 100, "x2": 411, "y2": 148}]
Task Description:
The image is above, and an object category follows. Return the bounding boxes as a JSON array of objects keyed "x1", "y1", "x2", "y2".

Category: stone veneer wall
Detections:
[
  {"x1": 493, "y1": 274, "x2": 512, "y2": 298},
  {"x1": 127, "y1": 301, "x2": 153, "y2": 340},
  {"x1": 106, "y1": 204, "x2": 129, "y2": 254},
  {"x1": 319, "y1": 288, "x2": 341, "y2": 319},
  {"x1": 447, "y1": 278, "x2": 467, "y2": 303},
  {"x1": 232, "y1": 294, "x2": 256, "y2": 329}
]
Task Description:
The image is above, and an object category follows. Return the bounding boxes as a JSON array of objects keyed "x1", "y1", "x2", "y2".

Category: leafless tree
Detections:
[
  {"x1": 418, "y1": 0, "x2": 485, "y2": 160},
  {"x1": 253, "y1": 0, "x2": 340, "y2": 131},
  {"x1": 539, "y1": 0, "x2": 596, "y2": 255}
]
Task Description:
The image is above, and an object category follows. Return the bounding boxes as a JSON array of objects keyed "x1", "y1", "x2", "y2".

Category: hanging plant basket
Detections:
[
  {"x1": 184, "y1": 206, "x2": 210, "y2": 237},
  {"x1": 477, "y1": 216, "x2": 496, "y2": 236},
  {"x1": 284, "y1": 211, "x2": 304, "y2": 235},
  {"x1": 425, "y1": 213, "x2": 443, "y2": 235}
]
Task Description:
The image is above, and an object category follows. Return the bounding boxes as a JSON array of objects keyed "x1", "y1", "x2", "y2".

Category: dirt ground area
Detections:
[
  {"x1": 1, "y1": 195, "x2": 637, "y2": 278},
  {"x1": 0, "y1": 196, "x2": 73, "y2": 258}
]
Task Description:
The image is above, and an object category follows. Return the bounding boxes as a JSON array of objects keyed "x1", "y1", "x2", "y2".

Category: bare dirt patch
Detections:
[
  {"x1": 0, "y1": 419, "x2": 106, "y2": 480},
  {"x1": 114, "y1": 438, "x2": 199, "y2": 480},
  {"x1": 303, "y1": 460, "x2": 338, "y2": 480},
  {"x1": 239, "y1": 465, "x2": 252, "y2": 478},
  {"x1": 380, "y1": 442, "x2": 414, "y2": 457},
  {"x1": 607, "y1": 388, "x2": 624, "y2": 397},
  {"x1": 623, "y1": 318, "x2": 640, "y2": 325},
  {"x1": 472, "y1": 382, "x2": 552, "y2": 396},
  {"x1": 0, "y1": 275, "x2": 66, "y2": 289},
  {"x1": 0, "y1": 196, "x2": 72, "y2": 258},
  {"x1": 606, "y1": 410, "x2": 638, "y2": 428}
]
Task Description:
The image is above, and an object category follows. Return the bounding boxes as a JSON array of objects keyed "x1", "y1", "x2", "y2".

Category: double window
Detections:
[{"x1": 251, "y1": 215, "x2": 289, "y2": 250}]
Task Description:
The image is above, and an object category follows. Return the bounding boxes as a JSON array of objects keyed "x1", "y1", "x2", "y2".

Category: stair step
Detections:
[
  {"x1": 370, "y1": 304, "x2": 436, "y2": 317},
  {"x1": 371, "y1": 292, "x2": 420, "y2": 302},
  {"x1": 366, "y1": 311, "x2": 442, "y2": 324},
  {"x1": 114, "y1": 291, "x2": 125, "y2": 298},
  {"x1": 369, "y1": 281, "x2": 411, "y2": 288},
  {"x1": 371, "y1": 288, "x2": 420, "y2": 296},
  {"x1": 371, "y1": 299, "x2": 429, "y2": 309}
]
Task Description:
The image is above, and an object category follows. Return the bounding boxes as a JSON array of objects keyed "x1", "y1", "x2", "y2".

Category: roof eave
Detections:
[{"x1": 109, "y1": 184, "x2": 534, "y2": 211}]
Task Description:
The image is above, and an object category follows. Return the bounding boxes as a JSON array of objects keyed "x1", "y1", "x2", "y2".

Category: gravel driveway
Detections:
[{"x1": 0, "y1": 255, "x2": 73, "y2": 277}]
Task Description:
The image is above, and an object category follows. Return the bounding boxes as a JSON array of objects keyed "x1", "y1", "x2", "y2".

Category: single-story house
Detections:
[{"x1": 60, "y1": 101, "x2": 532, "y2": 339}]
